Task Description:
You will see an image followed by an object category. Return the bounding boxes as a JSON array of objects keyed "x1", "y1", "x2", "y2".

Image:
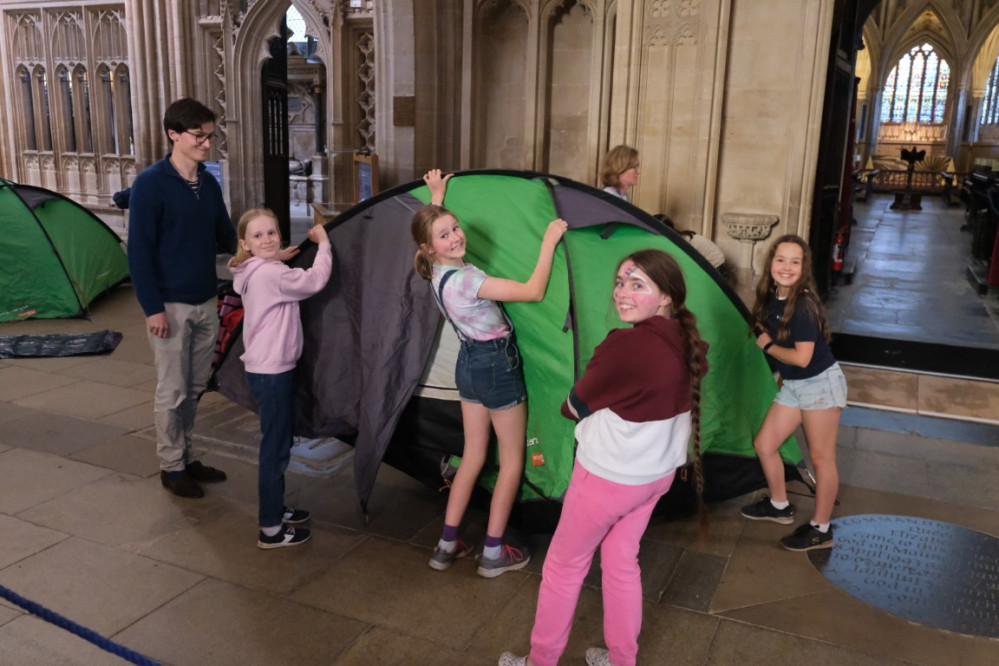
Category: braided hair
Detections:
[{"x1": 621, "y1": 249, "x2": 708, "y2": 537}]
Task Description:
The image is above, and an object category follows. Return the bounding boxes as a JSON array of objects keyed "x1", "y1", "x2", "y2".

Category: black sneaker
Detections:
[
  {"x1": 258, "y1": 526, "x2": 312, "y2": 550},
  {"x1": 780, "y1": 523, "x2": 833, "y2": 551},
  {"x1": 740, "y1": 495, "x2": 795, "y2": 524},
  {"x1": 185, "y1": 460, "x2": 227, "y2": 483},
  {"x1": 160, "y1": 470, "x2": 204, "y2": 498},
  {"x1": 282, "y1": 506, "x2": 310, "y2": 525}
]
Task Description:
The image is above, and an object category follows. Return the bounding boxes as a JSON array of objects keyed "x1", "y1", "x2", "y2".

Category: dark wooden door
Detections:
[
  {"x1": 261, "y1": 20, "x2": 290, "y2": 242},
  {"x1": 809, "y1": 0, "x2": 880, "y2": 297}
]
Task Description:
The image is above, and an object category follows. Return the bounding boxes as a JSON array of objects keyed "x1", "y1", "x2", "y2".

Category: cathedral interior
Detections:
[{"x1": 0, "y1": 2, "x2": 998, "y2": 664}]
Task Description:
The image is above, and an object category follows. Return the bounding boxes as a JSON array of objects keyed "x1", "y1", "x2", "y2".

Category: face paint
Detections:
[{"x1": 613, "y1": 259, "x2": 672, "y2": 324}]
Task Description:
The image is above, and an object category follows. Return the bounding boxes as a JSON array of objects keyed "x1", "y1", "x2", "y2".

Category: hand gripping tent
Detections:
[
  {"x1": 0, "y1": 179, "x2": 129, "y2": 322},
  {"x1": 216, "y1": 171, "x2": 802, "y2": 527}
]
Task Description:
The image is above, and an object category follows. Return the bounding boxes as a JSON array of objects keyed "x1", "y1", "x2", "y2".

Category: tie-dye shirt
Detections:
[{"x1": 431, "y1": 264, "x2": 511, "y2": 341}]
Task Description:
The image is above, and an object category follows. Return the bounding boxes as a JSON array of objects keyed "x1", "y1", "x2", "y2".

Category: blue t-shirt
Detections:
[{"x1": 765, "y1": 296, "x2": 835, "y2": 380}]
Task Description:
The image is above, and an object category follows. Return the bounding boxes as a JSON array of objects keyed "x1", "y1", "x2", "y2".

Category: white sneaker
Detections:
[
  {"x1": 497, "y1": 652, "x2": 527, "y2": 666},
  {"x1": 585, "y1": 647, "x2": 611, "y2": 666}
]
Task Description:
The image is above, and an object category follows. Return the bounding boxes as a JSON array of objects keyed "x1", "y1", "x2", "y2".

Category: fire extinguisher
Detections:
[{"x1": 832, "y1": 230, "x2": 844, "y2": 273}]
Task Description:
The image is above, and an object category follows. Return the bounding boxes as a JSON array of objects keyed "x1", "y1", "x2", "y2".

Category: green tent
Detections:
[
  {"x1": 216, "y1": 171, "x2": 802, "y2": 526},
  {"x1": 0, "y1": 179, "x2": 129, "y2": 322}
]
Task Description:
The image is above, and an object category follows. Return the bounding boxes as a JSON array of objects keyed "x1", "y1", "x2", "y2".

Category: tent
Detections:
[
  {"x1": 0, "y1": 179, "x2": 129, "y2": 322},
  {"x1": 216, "y1": 171, "x2": 802, "y2": 528}
]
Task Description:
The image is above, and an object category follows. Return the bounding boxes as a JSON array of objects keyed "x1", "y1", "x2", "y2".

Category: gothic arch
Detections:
[
  {"x1": 878, "y1": 1, "x2": 962, "y2": 78},
  {"x1": 230, "y1": 0, "x2": 334, "y2": 215},
  {"x1": 966, "y1": 3, "x2": 999, "y2": 93}
]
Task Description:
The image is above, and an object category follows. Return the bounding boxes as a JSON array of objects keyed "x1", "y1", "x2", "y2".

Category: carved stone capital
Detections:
[{"x1": 720, "y1": 212, "x2": 779, "y2": 243}]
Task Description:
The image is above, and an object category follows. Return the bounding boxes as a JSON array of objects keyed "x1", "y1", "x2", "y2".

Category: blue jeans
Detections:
[
  {"x1": 246, "y1": 370, "x2": 294, "y2": 528},
  {"x1": 454, "y1": 334, "x2": 526, "y2": 410}
]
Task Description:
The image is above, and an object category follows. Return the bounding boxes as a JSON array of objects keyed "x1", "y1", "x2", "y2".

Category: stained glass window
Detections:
[
  {"x1": 879, "y1": 43, "x2": 949, "y2": 124},
  {"x1": 981, "y1": 56, "x2": 999, "y2": 124}
]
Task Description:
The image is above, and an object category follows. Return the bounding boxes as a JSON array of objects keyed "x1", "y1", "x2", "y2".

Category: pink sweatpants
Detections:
[{"x1": 529, "y1": 461, "x2": 674, "y2": 666}]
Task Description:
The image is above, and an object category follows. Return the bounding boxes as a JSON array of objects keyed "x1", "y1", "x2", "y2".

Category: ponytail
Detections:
[{"x1": 413, "y1": 248, "x2": 434, "y2": 281}]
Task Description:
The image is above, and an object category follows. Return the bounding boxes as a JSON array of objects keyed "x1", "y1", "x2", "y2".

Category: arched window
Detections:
[
  {"x1": 879, "y1": 43, "x2": 950, "y2": 124},
  {"x1": 34, "y1": 66, "x2": 53, "y2": 151},
  {"x1": 57, "y1": 65, "x2": 78, "y2": 152},
  {"x1": 17, "y1": 67, "x2": 37, "y2": 151},
  {"x1": 115, "y1": 64, "x2": 134, "y2": 155},
  {"x1": 981, "y1": 57, "x2": 999, "y2": 124},
  {"x1": 75, "y1": 65, "x2": 94, "y2": 153}
]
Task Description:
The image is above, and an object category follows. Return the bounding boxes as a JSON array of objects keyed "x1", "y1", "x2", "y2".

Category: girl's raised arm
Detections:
[
  {"x1": 478, "y1": 219, "x2": 568, "y2": 303},
  {"x1": 424, "y1": 169, "x2": 452, "y2": 206}
]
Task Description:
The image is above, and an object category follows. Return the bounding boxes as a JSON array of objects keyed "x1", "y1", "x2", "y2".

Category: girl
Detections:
[
  {"x1": 229, "y1": 208, "x2": 332, "y2": 549},
  {"x1": 413, "y1": 169, "x2": 567, "y2": 578},
  {"x1": 500, "y1": 249, "x2": 708, "y2": 666},
  {"x1": 599, "y1": 145, "x2": 641, "y2": 202},
  {"x1": 740, "y1": 234, "x2": 847, "y2": 551}
]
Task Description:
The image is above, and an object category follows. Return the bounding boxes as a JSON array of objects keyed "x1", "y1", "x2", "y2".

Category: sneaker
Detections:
[
  {"x1": 282, "y1": 506, "x2": 311, "y2": 525},
  {"x1": 585, "y1": 647, "x2": 611, "y2": 666},
  {"x1": 497, "y1": 652, "x2": 527, "y2": 666},
  {"x1": 740, "y1": 495, "x2": 795, "y2": 524},
  {"x1": 185, "y1": 460, "x2": 227, "y2": 483},
  {"x1": 257, "y1": 526, "x2": 312, "y2": 550},
  {"x1": 780, "y1": 523, "x2": 834, "y2": 552},
  {"x1": 428, "y1": 538, "x2": 474, "y2": 571},
  {"x1": 160, "y1": 470, "x2": 204, "y2": 498},
  {"x1": 476, "y1": 543, "x2": 531, "y2": 578}
]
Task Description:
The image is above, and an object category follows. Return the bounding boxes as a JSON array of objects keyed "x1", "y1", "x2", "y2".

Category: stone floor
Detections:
[
  {"x1": 1, "y1": 273, "x2": 998, "y2": 664},
  {"x1": 825, "y1": 194, "x2": 999, "y2": 349}
]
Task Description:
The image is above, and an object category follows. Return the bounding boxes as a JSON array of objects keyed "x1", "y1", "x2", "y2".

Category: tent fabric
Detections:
[
  {"x1": 0, "y1": 179, "x2": 129, "y2": 322},
  {"x1": 216, "y1": 170, "x2": 800, "y2": 517}
]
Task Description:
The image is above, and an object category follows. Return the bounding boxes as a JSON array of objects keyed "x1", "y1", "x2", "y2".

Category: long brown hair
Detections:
[
  {"x1": 229, "y1": 208, "x2": 280, "y2": 268},
  {"x1": 751, "y1": 234, "x2": 830, "y2": 343},
  {"x1": 620, "y1": 249, "x2": 708, "y2": 537},
  {"x1": 411, "y1": 204, "x2": 454, "y2": 280}
]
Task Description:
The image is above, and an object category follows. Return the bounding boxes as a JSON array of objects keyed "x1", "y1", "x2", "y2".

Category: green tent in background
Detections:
[
  {"x1": 216, "y1": 171, "x2": 802, "y2": 528},
  {"x1": 0, "y1": 179, "x2": 129, "y2": 322}
]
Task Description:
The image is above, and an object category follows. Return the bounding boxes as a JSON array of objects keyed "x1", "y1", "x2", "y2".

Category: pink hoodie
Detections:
[{"x1": 230, "y1": 242, "x2": 332, "y2": 374}]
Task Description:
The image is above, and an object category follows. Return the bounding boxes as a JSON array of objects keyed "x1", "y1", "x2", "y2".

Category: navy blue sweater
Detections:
[{"x1": 127, "y1": 155, "x2": 237, "y2": 316}]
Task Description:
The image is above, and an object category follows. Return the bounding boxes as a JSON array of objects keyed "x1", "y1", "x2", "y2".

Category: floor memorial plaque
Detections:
[{"x1": 809, "y1": 514, "x2": 999, "y2": 638}]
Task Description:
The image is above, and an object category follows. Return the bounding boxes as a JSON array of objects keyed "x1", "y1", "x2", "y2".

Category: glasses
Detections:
[{"x1": 184, "y1": 130, "x2": 217, "y2": 145}]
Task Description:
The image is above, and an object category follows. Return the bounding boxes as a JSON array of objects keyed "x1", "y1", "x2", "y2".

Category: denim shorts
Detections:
[
  {"x1": 454, "y1": 334, "x2": 526, "y2": 410},
  {"x1": 775, "y1": 363, "x2": 848, "y2": 410}
]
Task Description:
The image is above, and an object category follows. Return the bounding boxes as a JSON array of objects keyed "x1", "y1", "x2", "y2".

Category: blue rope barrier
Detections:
[{"x1": 0, "y1": 583, "x2": 162, "y2": 665}]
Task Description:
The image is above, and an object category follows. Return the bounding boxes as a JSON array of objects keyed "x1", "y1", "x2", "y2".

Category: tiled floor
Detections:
[{"x1": 1, "y1": 275, "x2": 999, "y2": 664}]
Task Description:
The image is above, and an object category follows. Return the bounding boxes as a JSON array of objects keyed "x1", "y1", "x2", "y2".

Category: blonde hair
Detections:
[
  {"x1": 411, "y1": 204, "x2": 454, "y2": 280},
  {"x1": 229, "y1": 207, "x2": 281, "y2": 268},
  {"x1": 600, "y1": 145, "x2": 640, "y2": 188}
]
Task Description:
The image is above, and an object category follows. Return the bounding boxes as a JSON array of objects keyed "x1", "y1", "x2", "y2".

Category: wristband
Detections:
[{"x1": 763, "y1": 341, "x2": 774, "y2": 352}]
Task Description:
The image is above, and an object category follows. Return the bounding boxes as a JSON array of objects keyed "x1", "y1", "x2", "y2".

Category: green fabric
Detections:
[
  {"x1": 414, "y1": 174, "x2": 799, "y2": 502},
  {"x1": 36, "y1": 198, "x2": 129, "y2": 306},
  {"x1": 0, "y1": 181, "x2": 128, "y2": 322}
]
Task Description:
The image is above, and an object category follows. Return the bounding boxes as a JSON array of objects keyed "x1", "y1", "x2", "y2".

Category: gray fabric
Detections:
[{"x1": 217, "y1": 191, "x2": 441, "y2": 510}]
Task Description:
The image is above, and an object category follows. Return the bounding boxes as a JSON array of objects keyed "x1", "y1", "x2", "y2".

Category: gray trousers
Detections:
[{"x1": 148, "y1": 298, "x2": 218, "y2": 472}]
